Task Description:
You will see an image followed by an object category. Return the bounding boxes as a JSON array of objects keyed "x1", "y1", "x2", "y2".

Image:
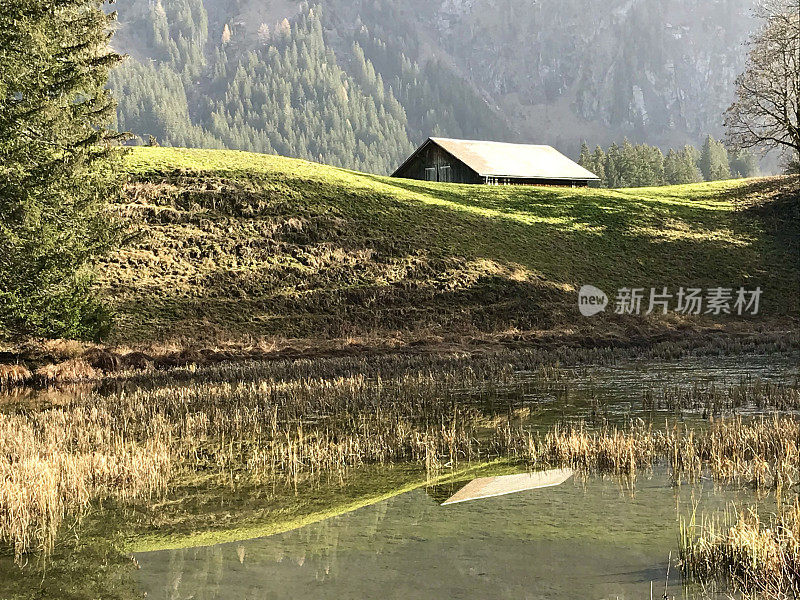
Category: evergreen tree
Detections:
[
  {"x1": 618, "y1": 139, "x2": 637, "y2": 187},
  {"x1": 728, "y1": 150, "x2": 759, "y2": 178},
  {"x1": 664, "y1": 149, "x2": 680, "y2": 185},
  {"x1": 0, "y1": 0, "x2": 125, "y2": 338},
  {"x1": 109, "y1": 4, "x2": 415, "y2": 174},
  {"x1": 595, "y1": 141, "x2": 700, "y2": 187},
  {"x1": 604, "y1": 143, "x2": 622, "y2": 188},
  {"x1": 664, "y1": 148, "x2": 701, "y2": 185},
  {"x1": 591, "y1": 146, "x2": 606, "y2": 186},
  {"x1": 679, "y1": 145, "x2": 703, "y2": 183},
  {"x1": 699, "y1": 135, "x2": 731, "y2": 181},
  {"x1": 578, "y1": 142, "x2": 591, "y2": 170}
]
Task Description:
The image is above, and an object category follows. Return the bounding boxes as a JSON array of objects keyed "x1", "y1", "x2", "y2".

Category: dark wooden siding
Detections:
[
  {"x1": 393, "y1": 142, "x2": 482, "y2": 184},
  {"x1": 487, "y1": 177, "x2": 591, "y2": 188}
]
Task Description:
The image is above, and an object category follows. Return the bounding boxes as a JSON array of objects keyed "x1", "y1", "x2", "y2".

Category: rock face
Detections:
[
  {"x1": 109, "y1": 0, "x2": 756, "y2": 165},
  {"x1": 430, "y1": 0, "x2": 754, "y2": 148}
]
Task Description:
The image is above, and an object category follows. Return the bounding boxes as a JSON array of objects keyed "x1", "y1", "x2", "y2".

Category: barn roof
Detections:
[{"x1": 393, "y1": 137, "x2": 600, "y2": 180}]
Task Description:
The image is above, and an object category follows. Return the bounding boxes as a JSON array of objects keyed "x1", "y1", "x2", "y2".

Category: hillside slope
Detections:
[
  {"x1": 109, "y1": 0, "x2": 756, "y2": 168},
  {"x1": 100, "y1": 147, "x2": 798, "y2": 344}
]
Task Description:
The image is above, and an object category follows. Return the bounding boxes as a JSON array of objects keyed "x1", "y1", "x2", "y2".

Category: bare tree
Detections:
[{"x1": 725, "y1": 0, "x2": 800, "y2": 159}]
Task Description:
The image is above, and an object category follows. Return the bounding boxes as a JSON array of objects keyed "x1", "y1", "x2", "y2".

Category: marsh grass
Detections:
[
  {"x1": 0, "y1": 405, "x2": 170, "y2": 560},
  {"x1": 680, "y1": 499, "x2": 800, "y2": 598},
  {"x1": 645, "y1": 379, "x2": 800, "y2": 415},
  {"x1": 663, "y1": 417, "x2": 800, "y2": 492},
  {"x1": 0, "y1": 365, "x2": 31, "y2": 388},
  {"x1": 2, "y1": 352, "x2": 799, "y2": 562},
  {"x1": 2, "y1": 329, "x2": 795, "y2": 391}
]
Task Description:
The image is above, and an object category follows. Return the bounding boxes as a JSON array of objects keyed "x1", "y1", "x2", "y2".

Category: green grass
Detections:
[{"x1": 101, "y1": 147, "x2": 798, "y2": 343}]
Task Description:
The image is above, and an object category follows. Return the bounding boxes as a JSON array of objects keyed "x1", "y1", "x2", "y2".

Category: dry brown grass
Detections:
[
  {"x1": 497, "y1": 415, "x2": 800, "y2": 492},
  {"x1": 34, "y1": 359, "x2": 98, "y2": 384},
  {"x1": 680, "y1": 499, "x2": 800, "y2": 598},
  {"x1": 498, "y1": 420, "x2": 663, "y2": 476},
  {"x1": 0, "y1": 407, "x2": 170, "y2": 560},
  {"x1": 0, "y1": 365, "x2": 31, "y2": 388},
  {"x1": 671, "y1": 417, "x2": 800, "y2": 492},
  {"x1": 645, "y1": 380, "x2": 800, "y2": 414},
  {"x1": 0, "y1": 328, "x2": 796, "y2": 390}
]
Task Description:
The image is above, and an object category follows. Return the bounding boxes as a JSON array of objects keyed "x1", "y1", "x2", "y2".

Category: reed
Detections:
[
  {"x1": 680, "y1": 499, "x2": 800, "y2": 598},
  {"x1": 497, "y1": 420, "x2": 664, "y2": 475},
  {"x1": 1, "y1": 353, "x2": 798, "y2": 561},
  {"x1": 644, "y1": 379, "x2": 800, "y2": 414},
  {"x1": 5, "y1": 329, "x2": 793, "y2": 390},
  {"x1": 34, "y1": 359, "x2": 98, "y2": 384},
  {"x1": 670, "y1": 416, "x2": 800, "y2": 490},
  {"x1": 0, "y1": 407, "x2": 171, "y2": 561},
  {"x1": 0, "y1": 365, "x2": 32, "y2": 388}
]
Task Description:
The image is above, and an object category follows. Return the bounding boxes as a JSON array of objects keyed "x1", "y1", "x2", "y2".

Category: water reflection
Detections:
[
  {"x1": 441, "y1": 468, "x2": 574, "y2": 505},
  {"x1": 135, "y1": 470, "x2": 752, "y2": 600}
]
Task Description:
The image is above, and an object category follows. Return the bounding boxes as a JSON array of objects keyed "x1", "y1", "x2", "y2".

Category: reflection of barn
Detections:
[{"x1": 392, "y1": 137, "x2": 599, "y2": 187}]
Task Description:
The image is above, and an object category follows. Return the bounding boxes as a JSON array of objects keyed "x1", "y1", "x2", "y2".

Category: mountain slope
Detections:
[
  {"x1": 98, "y1": 147, "x2": 798, "y2": 343},
  {"x1": 108, "y1": 0, "x2": 757, "y2": 173}
]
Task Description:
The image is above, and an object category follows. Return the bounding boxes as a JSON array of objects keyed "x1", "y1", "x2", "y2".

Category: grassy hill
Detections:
[{"x1": 99, "y1": 147, "x2": 798, "y2": 345}]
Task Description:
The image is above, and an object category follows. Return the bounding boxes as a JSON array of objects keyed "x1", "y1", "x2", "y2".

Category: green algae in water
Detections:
[
  {"x1": 2, "y1": 354, "x2": 797, "y2": 599},
  {"x1": 134, "y1": 469, "x2": 761, "y2": 600}
]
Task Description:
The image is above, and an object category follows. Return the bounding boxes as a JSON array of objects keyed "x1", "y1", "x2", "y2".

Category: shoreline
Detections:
[{"x1": 1, "y1": 318, "x2": 797, "y2": 390}]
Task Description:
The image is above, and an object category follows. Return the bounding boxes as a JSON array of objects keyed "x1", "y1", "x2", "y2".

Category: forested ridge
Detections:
[{"x1": 108, "y1": 0, "x2": 757, "y2": 174}]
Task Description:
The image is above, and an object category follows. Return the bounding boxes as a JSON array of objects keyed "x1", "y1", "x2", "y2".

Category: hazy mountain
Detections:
[{"x1": 109, "y1": 0, "x2": 756, "y2": 173}]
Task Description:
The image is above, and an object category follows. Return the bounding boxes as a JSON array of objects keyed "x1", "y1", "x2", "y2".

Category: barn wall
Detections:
[
  {"x1": 394, "y1": 143, "x2": 482, "y2": 184},
  {"x1": 496, "y1": 177, "x2": 591, "y2": 188}
]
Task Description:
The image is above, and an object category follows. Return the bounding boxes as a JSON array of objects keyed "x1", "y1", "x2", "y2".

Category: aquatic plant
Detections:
[
  {"x1": 670, "y1": 416, "x2": 800, "y2": 491},
  {"x1": 498, "y1": 420, "x2": 663, "y2": 475},
  {"x1": 680, "y1": 499, "x2": 800, "y2": 598},
  {"x1": 644, "y1": 379, "x2": 800, "y2": 415},
  {"x1": 0, "y1": 407, "x2": 170, "y2": 560},
  {"x1": 0, "y1": 365, "x2": 31, "y2": 388},
  {"x1": 1, "y1": 352, "x2": 799, "y2": 561}
]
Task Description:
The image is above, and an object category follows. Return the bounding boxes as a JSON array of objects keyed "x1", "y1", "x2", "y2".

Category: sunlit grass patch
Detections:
[{"x1": 96, "y1": 147, "x2": 800, "y2": 343}]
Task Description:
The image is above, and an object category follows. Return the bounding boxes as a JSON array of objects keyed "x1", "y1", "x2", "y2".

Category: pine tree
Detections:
[
  {"x1": 578, "y1": 141, "x2": 592, "y2": 171},
  {"x1": 664, "y1": 145, "x2": 702, "y2": 185},
  {"x1": 591, "y1": 146, "x2": 606, "y2": 186},
  {"x1": 258, "y1": 23, "x2": 271, "y2": 44},
  {"x1": 728, "y1": 150, "x2": 759, "y2": 178},
  {"x1": 0, "y1": 0, "x2": 125, "y2": 338},
  {"x1": 699, "y1": 135, "x2": 731, "y2": 181},
  {"x1": 605, "y1": 143, "x2": 622, "y2": 188},
  {"x1": 664, "y1": 149, "x2": 680, "y2": 185}
]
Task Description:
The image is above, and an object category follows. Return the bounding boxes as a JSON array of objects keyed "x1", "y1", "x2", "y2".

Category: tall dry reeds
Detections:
[
  {"x1": 680, "y1": 499, "x2": 800, "y2": 598},
  {"x1": 0, "y1": 365, "x2": 31, "y2": 388},
  {"x1": 496, "y1": 420, "x2": 664, "y2": 475},
  {"x1": 645, "y1": 380, "x2": 800, "y2": 414},
  {"x1": 0, "y1": 406, "x2": 170, "y2": 560},
  {"x1": 669, "y1": 416, "x2": 800, "y2": 491}
]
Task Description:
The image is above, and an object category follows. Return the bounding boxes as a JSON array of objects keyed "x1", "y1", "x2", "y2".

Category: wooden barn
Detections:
[{"x1": 391, "y1": 137, "x2": 600, "y2": 187}]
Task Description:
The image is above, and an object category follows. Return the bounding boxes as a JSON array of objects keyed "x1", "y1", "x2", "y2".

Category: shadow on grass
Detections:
[
  {"x1": 363, "y1": 174, "x2": 736, "y2": 235},
  {"x1": 107, "y1": 173, "x2": 800, "y2": 342}
]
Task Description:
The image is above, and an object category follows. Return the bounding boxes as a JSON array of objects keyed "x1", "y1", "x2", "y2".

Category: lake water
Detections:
[
  {"x1": 2, "y1": 353, "x2": 797, "y2": 599},
  {"x1": 130, "y1": 354, "x2": 796, "y2": 600},
  {"x1": 134, "y1": 468, "x2": 756, "y2": 600}
]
